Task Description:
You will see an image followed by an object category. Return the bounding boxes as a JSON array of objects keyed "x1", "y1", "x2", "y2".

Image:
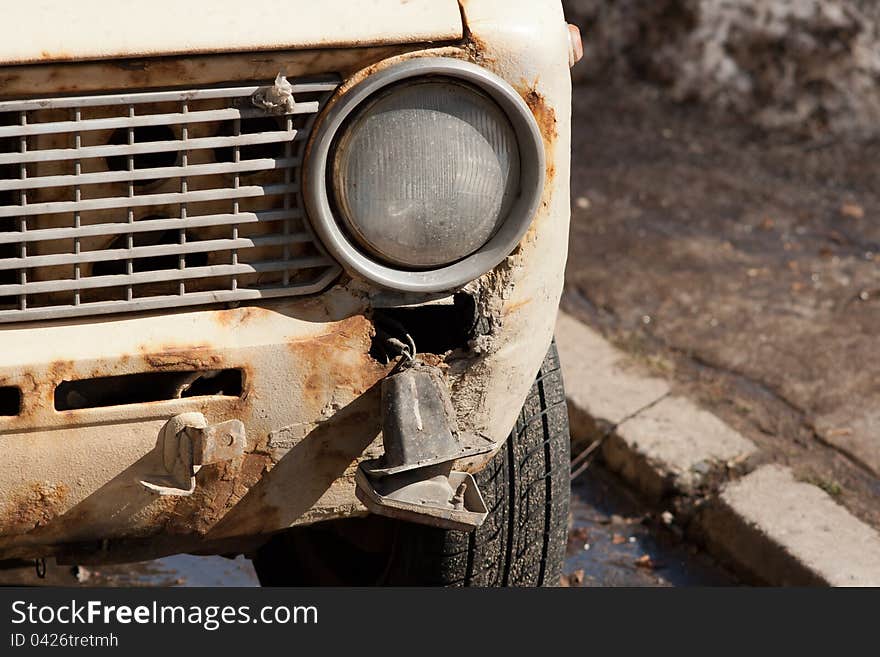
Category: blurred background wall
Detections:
[{"x1": 565, "y1": 0, "x2": 880, "y2": 136}]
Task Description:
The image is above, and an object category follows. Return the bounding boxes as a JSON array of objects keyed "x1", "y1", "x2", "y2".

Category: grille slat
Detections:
[
  {"x1": 0, "y1": 130, "x2": 304, "y2": 166},
  {"x1": 0, "y1": 270, "x2": 340, "y2": 324},
  {"x1": 0, "y1": 182, "x2": 300, "y2": 218},
  {"x1": 0, "y1": 233, "x2": 315, "y2": 271},
  {"x1": 0, "y1": 76, "x2": 340, "y2": 323},
  {"x1": 0, "y1": 157, "x2": 301, "y2": 192},
  {"x1": 0, "y1": 104, "x2": 320, "y2": 139},
  {"x1": 0, "y1": 256, "x2": 331, "y2": 296},
  {"x1": 0, "y1": 81, "x2": 340, "y2": 112},
  {"x1": 0, "y1": 209, "x2": 301, "y2": 245}
]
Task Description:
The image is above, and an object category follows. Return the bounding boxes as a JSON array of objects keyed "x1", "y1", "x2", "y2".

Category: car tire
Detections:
[{"x1": 253, "y1": 340, "x2": 571, "y2": 587}]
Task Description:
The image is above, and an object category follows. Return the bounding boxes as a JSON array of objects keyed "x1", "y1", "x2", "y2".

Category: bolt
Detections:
[{"x1": 451, "y1": 481, "x2": 468, "y2": 510}]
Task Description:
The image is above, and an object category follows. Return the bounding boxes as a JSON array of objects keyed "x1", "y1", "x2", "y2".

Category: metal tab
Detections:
[
  {"x1": 141, "y1": 413, "x2": 246, "y2": 496},
  {"x1": 188, "y1": 420, "x2": 247, "y2": 465}
]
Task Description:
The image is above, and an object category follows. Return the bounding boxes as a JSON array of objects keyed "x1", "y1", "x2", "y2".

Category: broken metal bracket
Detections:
[
  {"x1": 356, "y1": 365, "x2": 495, "y2": 531},
  {"x1": 140, "y1": 413, "x2": 246, "y2": 497},
  {"x1": 355, "y1": 468, "x2": 488, "y2": 532}
]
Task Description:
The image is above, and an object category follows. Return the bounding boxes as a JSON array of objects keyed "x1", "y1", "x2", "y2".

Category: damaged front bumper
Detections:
[{"x1": 0, "y1": 264, "x2": 561, "y2": 563}]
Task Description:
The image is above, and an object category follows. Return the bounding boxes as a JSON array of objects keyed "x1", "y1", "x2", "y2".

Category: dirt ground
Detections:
[{"x1": 563, "y1": 79, "x2": 880, "y2": 531}]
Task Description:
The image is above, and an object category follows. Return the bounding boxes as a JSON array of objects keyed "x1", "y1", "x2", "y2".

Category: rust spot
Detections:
[
  {"x1": 239, "y1": 364, "x2": 255, "y2": 401},
  {"x1": 504, "y1": 297, "x2": 533, "y2": 314},
  {"x1": 162, "y1": 453, "x2": 273, "y2": 536},
  {"x1": 288, "y1": 315, "x2": 387, "y2": 418},
  {"x1": 416, "y1": 353, "x2": 445, "y2": 368},
  {"x1": 463, "y1": 35, "x2": 496, "y2": 67},
  {"x1": 212, "y1": 305, "x2": 272, "y2": 330},
  {"x1": 47, "y1": 360, "x2": 77, "y2": 384},
  {"x1": 141, "y1": 345, "x2": 223, "y2": 371},
  {"x1": 8, "y1": 372, "x2": 40, "y2": 422},
  {"x1": 0, "y1": 482, "x2": 69, "y2": 534},
  {"x1": 37, "y1": 50, "x2": 72, "y2": 62},
  {"x1": 521, "y1": 86, "x2": 559, "y2": 144},
  {"x1": 44, "y1": 360, "x2": 77, "y2": 407},
  {"x1": 512, "y1": 82, "x2": 559, "y2": 246}
]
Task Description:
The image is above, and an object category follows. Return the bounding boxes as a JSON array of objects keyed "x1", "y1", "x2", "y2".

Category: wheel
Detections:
[{"x1": 253, "y1": 340, "x2": 571, "y2": 587}]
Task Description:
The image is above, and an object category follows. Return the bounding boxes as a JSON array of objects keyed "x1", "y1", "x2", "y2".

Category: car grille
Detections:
[{"x1": 0, "y1": 76, "x2": 341, "y2": 324}]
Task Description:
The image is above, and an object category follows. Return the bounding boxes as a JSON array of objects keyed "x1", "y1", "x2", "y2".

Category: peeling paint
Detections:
[
  {"x1": 522, "y1": 86, "x2": 560, "y2": 143},
  {"x1": 142, "y1": 348, "x2": 223, "y2": 372}
]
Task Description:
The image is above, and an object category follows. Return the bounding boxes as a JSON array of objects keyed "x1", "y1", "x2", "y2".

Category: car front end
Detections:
[{"x1": 0, "y1": 0, "x2": 573, "y2": 578}]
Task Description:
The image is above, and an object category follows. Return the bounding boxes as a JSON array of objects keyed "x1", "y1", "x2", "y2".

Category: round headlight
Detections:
[
  {"x1": 332, "y1": 80, "x2": 520, "y2": 269},
  {"x1": 304, "y1": 58, "x2": 545, "y2": 292}
]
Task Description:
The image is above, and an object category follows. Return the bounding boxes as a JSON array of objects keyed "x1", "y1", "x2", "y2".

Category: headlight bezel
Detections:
[{"x1": 303, "y1": 57, "x2": 546, "y2": 293}]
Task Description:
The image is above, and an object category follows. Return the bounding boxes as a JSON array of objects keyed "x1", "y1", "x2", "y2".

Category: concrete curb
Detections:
[
  {"x1": 556, "y1": 310, "x2": 880, "y2": 586},
  {"x1": 607, "y1": 396, "x2": 756, "y2": 501},
  {"x1": 556, "y1": 311, "x2": 756, "y2": 499},
  {"x1": 697, "y1": 465, "x2": 880, "y2": 586}
]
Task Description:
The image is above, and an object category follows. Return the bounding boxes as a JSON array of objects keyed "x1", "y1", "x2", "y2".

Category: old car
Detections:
[{"x1": 0, "y1": 0, "x2": 579, "y2": 586}]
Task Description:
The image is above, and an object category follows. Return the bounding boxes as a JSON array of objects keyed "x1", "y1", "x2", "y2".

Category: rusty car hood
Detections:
[{"x1": 0, "y1": 0, "x2": 463, "y2": 65}]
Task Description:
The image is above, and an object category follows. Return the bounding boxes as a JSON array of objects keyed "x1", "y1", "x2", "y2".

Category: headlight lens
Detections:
[
  {"x1": 304, "y1": 58, "x2": 545, "y2": 293},
  {"x1": 331, "y1": 80, "x2": 521, "y2": 268}
]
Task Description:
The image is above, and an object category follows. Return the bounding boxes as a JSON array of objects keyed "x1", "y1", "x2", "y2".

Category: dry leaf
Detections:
[
  {"x1": 840, "y1": 203, "x2": 865, "y2": 219},
  {"x1": 561, "y1": 570, "x2": 585, "y2": 587},
  {"x1": 635, "y1": 555, "x2": 656, "y2": 570}
]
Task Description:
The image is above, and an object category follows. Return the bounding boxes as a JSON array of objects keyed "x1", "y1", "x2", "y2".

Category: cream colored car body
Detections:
[{"x1": 0, "y1": 0, "x2": 571, "y2": 563}]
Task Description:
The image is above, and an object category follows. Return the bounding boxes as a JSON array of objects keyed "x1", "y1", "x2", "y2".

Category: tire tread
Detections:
[{"x1": 406, "y1": 341, "x2": 571, "y2": 587}]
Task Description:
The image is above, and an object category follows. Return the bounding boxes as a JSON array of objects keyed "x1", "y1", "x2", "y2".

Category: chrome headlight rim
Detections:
[{"x1": 303, "y1": 57, "x2": 546, "y2": 293}]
